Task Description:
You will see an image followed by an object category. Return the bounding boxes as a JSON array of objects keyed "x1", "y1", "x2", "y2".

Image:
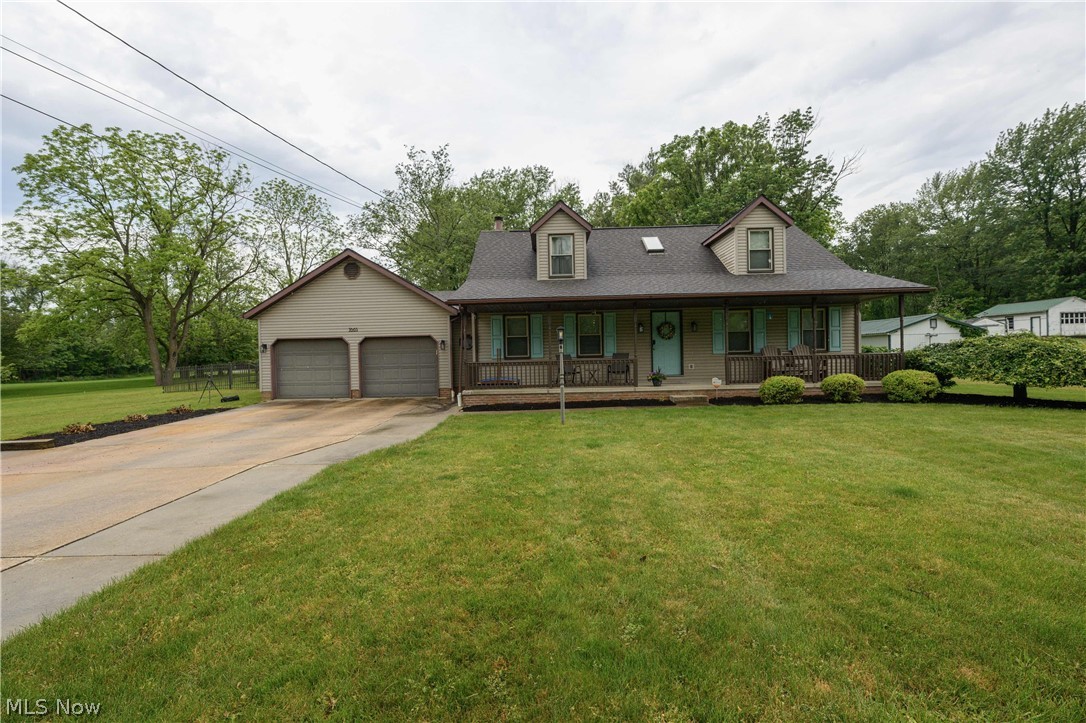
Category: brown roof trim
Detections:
[
  {"x1": 701, "y1": 196, "x2": 795, "y2": 246},
  {"x1": 242, "y1": 248, "x2": 457, "y2": 319},
  {"x1": 447, "y1": 286, "x2": 935, "y2": 305},
  {"x1": 529, "y1": 200, "x2": 593, "y2": 249}
]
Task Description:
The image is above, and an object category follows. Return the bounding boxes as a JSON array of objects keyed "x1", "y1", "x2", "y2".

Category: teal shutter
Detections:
[
  {"x1": 563, "y1": 313, "x2": 577, "y2": 357},
  {"x1": 603, "y1": 313, "x2": 617, "y2": 356},
  {"x1": 530, "y1": 314, "x2": 544, "y2": 358},
  {"x1": 490, "y1": 315, "x2": 503, "y2": 360},
  {"x1": 712, "y1": 310, "x2": 725, "y2": 354},
  {"x1": 753, "y1": 309, "x2": 767, "y2": 353},
  {"x1": 787, "y1": 308, "x2": 801, "y2": 349},
  {"x1": 828, "y1": 306, "x2": 842, "y2": 351}
]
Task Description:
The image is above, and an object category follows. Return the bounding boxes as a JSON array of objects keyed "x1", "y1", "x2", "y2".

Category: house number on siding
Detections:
[{"x1": 348, "y1": 327, "x2": 358, "y2": 332}]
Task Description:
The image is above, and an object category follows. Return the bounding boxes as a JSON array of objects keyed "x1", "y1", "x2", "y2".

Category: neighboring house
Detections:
[
  {"x1": 447, "y1": 197, "x2": 932, "y2": 407},
  {"x1": 971, "y1": 297, "x2": 1086, "y2": 337},
  {"x1": 860, "y1": 313, "x2": 984, "y2": 351},
  {"x1": 243, "y1": 196, "x2": 933, "y2": 403}
]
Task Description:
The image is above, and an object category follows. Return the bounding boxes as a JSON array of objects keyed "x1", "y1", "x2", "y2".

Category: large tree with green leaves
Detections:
[
  {"x1": 251, "y1": 179, "x2": 342, "y2": 288},
  {"x1": 10, "y1": 125, "x2": 258, "y2": 384},
  {"x1": 349, "y1": 146, "x2": 582, "y2": 290},
  {"x1": 586, "y1": 108, "x2": 858, "y2": 243}
]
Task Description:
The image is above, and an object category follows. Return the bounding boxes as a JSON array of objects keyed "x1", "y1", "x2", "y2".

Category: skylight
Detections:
[{"x1": 641, "y1": 236, "x2": 664, "y2": 253}]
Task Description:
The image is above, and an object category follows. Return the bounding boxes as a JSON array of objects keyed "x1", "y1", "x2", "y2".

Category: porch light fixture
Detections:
[
  {"x1": 464, "y1": 334, "x2": 473, "y2": 350},
  {"x1": 637, "y1": 322, "x2": 644, "y2": 333},
  {"x1": 691, "y1": 320, "x2": 698, "y2": 332},
  {"x1": 439, "y1": 339, "x2": 447, "y2": 351},
  {"x1": 260, "y1": 343, "x2": 268, "y2": 353}
]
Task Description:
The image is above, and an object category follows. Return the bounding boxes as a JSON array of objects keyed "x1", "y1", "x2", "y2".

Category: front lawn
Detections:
[
  {"x1": 3, "y1": 405, "x2": 1083, "y2": 720},
  {"x1": 0, "y1": 376, "x2": 260, "y2": 439}
]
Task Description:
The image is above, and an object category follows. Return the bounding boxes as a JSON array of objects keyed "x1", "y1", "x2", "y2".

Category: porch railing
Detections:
[
  {"x1": 725, "y1": 353, "x2": 901, "y2": 384},
  {"x1": 465, "y1": 357, "x2": 639, "y2": 390}
]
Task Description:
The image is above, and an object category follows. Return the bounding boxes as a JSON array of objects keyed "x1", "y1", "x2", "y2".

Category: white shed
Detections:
[
  {"x1": 973, "y1": 297, "x2": 1086, "y2": 337},
  {"x1": 860, "y1": 313, "x2": 983, "y2": 351}
]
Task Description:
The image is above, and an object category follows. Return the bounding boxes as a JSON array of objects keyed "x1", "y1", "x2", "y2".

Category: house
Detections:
[
  {"x1": 447, "y1": 197, "x2": 932, "y2": 407},
  {"x1": 860, "y1": 313, "x2": 984, "y2": 351},
  {"x1": 971, "y1": 297, "x2": 1086, "y2": 337},
  {"x1": 243, "y1": 196, "x2": 932, "y2": 404}
]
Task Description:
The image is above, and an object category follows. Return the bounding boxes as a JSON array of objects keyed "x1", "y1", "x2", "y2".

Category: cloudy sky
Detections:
[{"x1": 2, "y1": 1, "x2": 1083, "y2": 225}]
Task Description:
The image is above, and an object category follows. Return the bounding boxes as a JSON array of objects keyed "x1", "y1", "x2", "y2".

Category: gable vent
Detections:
[
  {"x1": 343, "y1": 261, "x2": 360, "y2": 279},
  {"x1": 642, "y1": 236, "x2": 664, "y2": 254}
]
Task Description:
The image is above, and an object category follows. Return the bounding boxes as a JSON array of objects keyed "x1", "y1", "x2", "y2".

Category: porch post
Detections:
[
  {"x1": 722, "y1": 299, "x2": 729, "y2": 386},
  {"x1": 897, "y1": 294, "x2": 906, "y2": 369},
  {"x1": 811, "y1": 296, "x2": 819, "y2": 382},
  {"x1": 633, "y1": 305, "x2": 640, "y2": 387},
  {"x1": 854, "y1": 302, "x2": 861, "y2": 354}
]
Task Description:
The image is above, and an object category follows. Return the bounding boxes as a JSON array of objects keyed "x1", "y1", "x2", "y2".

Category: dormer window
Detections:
[
  {"x1": 550, "y1": 234, "x2": 573, "y2": 277},
  {"x1": 748, "y1": 229, "x2": 773, "y2": 272}
]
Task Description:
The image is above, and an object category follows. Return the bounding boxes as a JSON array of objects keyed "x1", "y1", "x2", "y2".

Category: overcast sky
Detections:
[{"x1": 2, "y1": 1, "x2": 1083, "y2": 227}]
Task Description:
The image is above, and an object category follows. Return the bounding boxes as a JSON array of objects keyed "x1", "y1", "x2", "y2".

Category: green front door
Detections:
[{"x1": 651, "y1": 311, "x2": 682, "y2": 376}]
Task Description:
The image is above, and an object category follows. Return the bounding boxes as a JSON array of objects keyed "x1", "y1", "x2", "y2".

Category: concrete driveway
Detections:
[{"x1": 1, "y1": 398, "x2": 454, "y2": 638}]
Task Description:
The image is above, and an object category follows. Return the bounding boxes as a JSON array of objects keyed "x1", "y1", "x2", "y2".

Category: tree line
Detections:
[{"x1": 3, "y1": 104, "x2": 1081, "y2": 382}]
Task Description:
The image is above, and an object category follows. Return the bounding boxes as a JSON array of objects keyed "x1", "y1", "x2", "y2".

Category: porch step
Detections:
[{"x1": 669, "y1": 393, "x2": 709, "y2": 407}]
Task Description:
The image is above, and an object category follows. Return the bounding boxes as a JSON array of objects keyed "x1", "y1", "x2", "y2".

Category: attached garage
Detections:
[
  {"x1": 275, "y1": 339, "x2": 350, "y2": 398},
  {"x1": 244, "y1": 249, "x2": 457, "y2": 400},
  {"x1": 361, "y1": 337, "x2": 438, "y2": 397}
]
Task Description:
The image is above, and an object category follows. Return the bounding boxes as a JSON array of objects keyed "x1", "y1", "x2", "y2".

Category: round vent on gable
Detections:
[{"x1": 343, "y1": 261, "x2": 360, "y2": 279}]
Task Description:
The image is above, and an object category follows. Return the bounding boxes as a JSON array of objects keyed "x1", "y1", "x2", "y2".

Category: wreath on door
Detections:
[{"x1": 656, "y1": 321, "x2": 677, "y2": 340}]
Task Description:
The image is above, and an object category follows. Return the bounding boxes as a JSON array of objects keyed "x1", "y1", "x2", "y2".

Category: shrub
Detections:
[
  {"x1": 905, "y1": 343, "x2": 961, "y2": 387},
  {"x1": 882, "y1": 370, "x2": 941, "y2": 402},
  {"x1": 166, "y1": 405, "x2": 192, "y2": 415},
  {"x1": 61, "y1": 422, "x2": 96, "y2": 434},
  {"x1": 124, "y1": 413, "x2": 149, "y2": 422},
  {"x1": 861, "y1": 345, "x2": 888, "y2": 354},
  {"x1": 820, "y1": 373, "x2": 866, "y2": 403},
  {"x1": 759, "y1": 375, "x2": 805, "y2": 405}
]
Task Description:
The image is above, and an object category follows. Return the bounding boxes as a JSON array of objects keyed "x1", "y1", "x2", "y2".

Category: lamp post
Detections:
[{"x1": 557, "y1": 325, "x2": 566, "y2": 425}]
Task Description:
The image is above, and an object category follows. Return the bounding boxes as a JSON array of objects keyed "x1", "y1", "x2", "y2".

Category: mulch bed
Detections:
[
  {"x1": 467, "y1": 392, "x2": 1085, "y2": 412},
  {"x1": 16, "y1": 408, "x2": 234, "y2": 447}
]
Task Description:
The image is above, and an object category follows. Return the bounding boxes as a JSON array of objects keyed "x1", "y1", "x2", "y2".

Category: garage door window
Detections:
[{"x1": 504, "y1": 316, "x2": 530, "y2": 358}]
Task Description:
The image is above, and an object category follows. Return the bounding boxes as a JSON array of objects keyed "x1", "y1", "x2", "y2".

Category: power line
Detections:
[
  {"x1": 56, "y1": 0, "x2": 389, "y2": 201},
  {"x1": 1, "y1": 93, "x2": 322, "y2": 217},
  {"x1": 2, "y1": 34, "x2": 369, "y2": 210},
  {"x1": 2, "y1": 43, "x2": 367, "y2": 210}
]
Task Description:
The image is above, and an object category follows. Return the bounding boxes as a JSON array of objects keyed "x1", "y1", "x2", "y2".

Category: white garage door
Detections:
[
  {"x1": 275, "y1": 339, "x2": 350, "y2": 399},
  {"x1": 361, "y1": 337, "x2": 438, "y2": 397}
]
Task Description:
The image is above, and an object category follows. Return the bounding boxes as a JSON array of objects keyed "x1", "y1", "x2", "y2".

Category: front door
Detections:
[{"x1": 651, "y1": 311, "x2": 682, "y2": 377}]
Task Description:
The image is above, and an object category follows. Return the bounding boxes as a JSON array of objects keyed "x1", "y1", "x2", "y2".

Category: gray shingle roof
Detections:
[{"x1": 448, "y1": 225, "x2": 930, "y2": 303}]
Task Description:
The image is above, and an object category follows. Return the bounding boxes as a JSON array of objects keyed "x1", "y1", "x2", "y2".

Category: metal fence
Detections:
[{"x1": 161, "y1": 362, "x2": 259, "y2": 393}]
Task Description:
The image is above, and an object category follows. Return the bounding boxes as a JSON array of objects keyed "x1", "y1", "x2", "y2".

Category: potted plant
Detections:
[{"x1": 647, "y1": 369, "x2": 667, "y2": 386}]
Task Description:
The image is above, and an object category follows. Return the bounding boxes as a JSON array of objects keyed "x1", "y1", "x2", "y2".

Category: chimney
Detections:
[{"x1": 493, "y1": 216, "x2": 504, "y2": 232}]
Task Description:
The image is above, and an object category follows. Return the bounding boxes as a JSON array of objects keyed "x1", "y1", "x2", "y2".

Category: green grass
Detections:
[
  {"x1": 3, "y1": 405, "x2": 1084, "y2": 720},
  {"x1": 946, "y1": 378, "x2": 1086, "y2": 402},
  {"x1": 0, "y1": 376, "x2": 260, "y2": 439}
]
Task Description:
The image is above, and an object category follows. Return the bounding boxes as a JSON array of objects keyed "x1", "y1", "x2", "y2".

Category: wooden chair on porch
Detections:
[
  {"x1": 761, "y1": 346, "x2": 786, "y2": 377},
  {"x1": 606, "y1": 353, "x2": 630, "y2": 384}
]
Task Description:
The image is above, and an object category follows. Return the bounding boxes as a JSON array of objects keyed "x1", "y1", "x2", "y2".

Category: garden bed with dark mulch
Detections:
[
  {"x1": 16, "y1": 408, "x2": 234, "y2": 447},
  {"x1": 934, "y1": 393, "x2": 1086, "y2": 410}
]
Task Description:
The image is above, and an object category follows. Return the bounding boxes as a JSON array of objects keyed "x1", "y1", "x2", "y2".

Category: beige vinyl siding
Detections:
[
  {"x1": 708, "y1": 231, "x2": 738, "y2": 273},
  {"x1": 536, "y1": 212, "x2": 588, "y2": 280},
  {"x1": 735, "y1": 207, "x2": 787, "y2": 274},
  {"x1": 256, "y1": 259, "x2": 453, "y2": 395}
]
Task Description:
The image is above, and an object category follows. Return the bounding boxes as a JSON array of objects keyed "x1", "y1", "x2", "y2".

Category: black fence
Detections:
[{"x1": 161, "y1": 362, "x2": 259, "y2": 393}]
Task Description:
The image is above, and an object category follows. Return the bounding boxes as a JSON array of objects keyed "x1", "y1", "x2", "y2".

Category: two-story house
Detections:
[{"x1": 244, "y1": 196, "x2": 931, "y2": 404}]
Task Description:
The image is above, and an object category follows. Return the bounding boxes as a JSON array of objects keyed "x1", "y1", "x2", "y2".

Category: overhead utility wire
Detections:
[
  {"x1": 2, "y1": 44, "x2": 366, "y2": 210},
  {"x1": 3, "y1": 34, "x2": 366, "y2": 209},
  {"x1": 56, "y1": 0, "x2": 388, "y2": 201},
  {"x1": 1, "y1": 93, "x2": 322, "y2": 217}
]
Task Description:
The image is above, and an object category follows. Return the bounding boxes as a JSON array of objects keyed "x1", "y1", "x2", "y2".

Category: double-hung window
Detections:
[
  {"x1": 727, "y1": 310, "x2": 752, "y2": 352},
  {"x1": 748, "y1": 229, "x2": 773, "y2": 272},
  {"x1": 550, "y1": 234, "x2": 574, "y2": 277},
  {"x1": 1005, "y1": 316, "x2": 1014, "y2": 330},
  {"x1": 504, "y1": 315, "x2": 530, "y2": 358},
  {"x1": 577, "y1": 313, "x2": 602, "y2": 356},
  {"x1": 801, "y1": 309, "x2": 827, "y2": 350}
]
